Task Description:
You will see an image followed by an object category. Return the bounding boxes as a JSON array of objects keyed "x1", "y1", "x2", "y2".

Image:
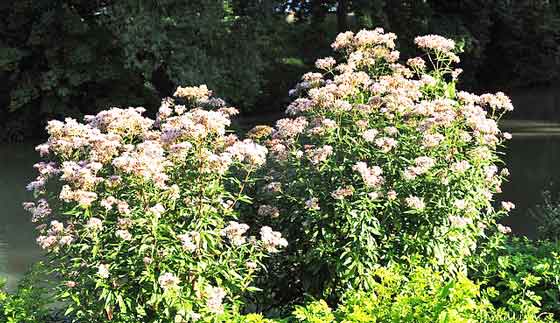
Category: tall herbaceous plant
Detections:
[
  {"x1": 23, "y1": 86, "x2": 286, "y2": 322},
  {"x1": 256, "y1": 29, "x2": 515, "y2": 299}
]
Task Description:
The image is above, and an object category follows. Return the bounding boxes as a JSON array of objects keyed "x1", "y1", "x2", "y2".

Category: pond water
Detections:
[
  {"x1": 2, "y1": 93, "x2": 560, "y2": 288},
  {"x1": 0, "y1": 142, "x2": 42, "y2": 289},
  {"x1": 500, "y1": 126, "x2": 560, "y2": 238}
]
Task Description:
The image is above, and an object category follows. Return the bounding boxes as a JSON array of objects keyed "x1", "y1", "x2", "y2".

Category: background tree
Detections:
[
  {"x1": 0, "y1": 0, "x2": 158, "y2": 142},
  {"x1": 1, "y1": 0, "x2": 560, "y2": 142}
]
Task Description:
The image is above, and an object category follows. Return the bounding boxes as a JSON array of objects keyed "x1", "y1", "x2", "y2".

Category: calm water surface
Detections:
[
  {"x1": 0, "y1": 143, "x2": 42, "y2": 289},
  {"x1": 501, "y1": 132, "x2": 560, "y2": 237},
  {"x1": 1, "y1": 122, "x2": 560, "y2": 287}
]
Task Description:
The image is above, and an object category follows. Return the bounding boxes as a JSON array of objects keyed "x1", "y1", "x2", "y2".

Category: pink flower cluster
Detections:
[
  {"x1": 84, "y1": 107, "x2": 154, "y2": 138},
  {"x1": 24, "y1": 86, "x2": 280, "y2": 264},
  {"x1": 307, "y1": 145, "x2": 334, "y2": 165},
  {"x1": 178, "y1": 232, "x2": 199, "y2": 252},
  {"x1": 332, "y1": 28, "x2": 397, "y2": 53},
  {"x1": 260, "y1": 226, "x2": 288, "y2": 253},
  {"x1": 404, "y1": 157, "x2": 436, "y2": 181},
  {"x1": 158, "y1": 272, "x2": 181, "y2": 291},
  {"x1": 22, "y1": 199, "x2": 51, "y2": 223},
  {"x1": 414, "y1": 35, "x2": 456, "y2": 54},
  {"x1": 274, "y1": 117, "x2": 309, "y2": 139},
  {"x1": 352, "y1": 162, "x2": 384, "y2": 188},
  {"x1": 255, "y1": 28, "x2": 515, "y2": 282},
  {"x1": 36, "y1": 220, "x2": 74, "y2": 250},
  {"x1": 174, "y1": 85, "x2": 210, "y2": 102},
  {"x1": 226, "y1": 139, "x2": 268, "y2": 166},
  {"x1": 315, "y1": 57, "x2": 336, "y2": 70},
  {"x1": 331, "y1": 187, "x2": 354, "y2": 200},
  {"x1": 205, "y1": 285, "x2": 227, "y2": 313},
  {"x1": 160, "y1": 108, "x2": 232, "y2": 143},
  {"x1": 221, "y1": 221, "x2": 250, "y2": 246},
  {"x1": 268, "y1": 28, "x2": 512, "y2": 231},
  {"x1": 448, "y1": 215, "x2": 473, "y2": 228},
  {"x1": 405, "y1": 196, "x2": 425, "y2": 210}
]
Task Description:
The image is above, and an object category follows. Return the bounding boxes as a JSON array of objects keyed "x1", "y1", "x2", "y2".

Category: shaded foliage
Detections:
[
  {"x1": 1, "y1": 0, "x2": 560, "y2": 142},
  {"x1": 104, "y1": 0, "x2": 267, "y2": 107},
  {"x1": 0, "y1": 1, "x2": 160, "y2": 142}
]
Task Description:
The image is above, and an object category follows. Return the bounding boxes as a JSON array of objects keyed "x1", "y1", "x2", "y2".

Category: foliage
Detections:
[
  {"x1": 3, "y1": 1, "x2": 560, "y2": 142},
  {"x1": 3, "y1": 261, "x2": 557, "y2": 323},
  {"x1": 481, "y1": 0, "x2": 560, "y2": 88},
  {"x1": 292, "y1": 264, "x2": 553, "y2": 323},
  {"x1": 0, "y1": 0, "x2": 159, "y2": 142},
  {"x1": 0, "y1": 1, "x2": 289, "y2": 142},
  {"x1": 17, "y1": 27, "x2": 552, "y2": 322},
  {"x1": 530, "y1": 189, "x2": 560, "y2": 241},
  {"x1": 470, "y1": 234, "x2": 560, "y2": 320},
  {"x1": 0, "y1": 263, "x2": 52, "y2": 323},
  {"x1": 252, "y1": 28, "x2": 514, "y2": 302},
  {"x1": 23, "y1": 86, "x2": 287, "y2": 322},
  {"x1": 103, "y1": 0, "x2": 270, "y2": 108}
]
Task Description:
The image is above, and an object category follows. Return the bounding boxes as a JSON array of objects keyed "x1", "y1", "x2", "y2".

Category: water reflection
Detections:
[
  {"x1": 501, "y1": 134, "x2": 560, "y2": 238},
  {"x1": 0, "y1": 143, "x2": 42, "y2": 289}
]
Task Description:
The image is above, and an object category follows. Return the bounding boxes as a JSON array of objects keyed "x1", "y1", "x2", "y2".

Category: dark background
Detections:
[{"x1": 1, "y1": 0, "x2": 559, "y2": 142}]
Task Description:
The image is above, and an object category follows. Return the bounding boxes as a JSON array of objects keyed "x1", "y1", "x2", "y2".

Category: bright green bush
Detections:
[
  {"x1": 0, "y1": 264, "x2": 52, "y2": 323},
  {"x1": 471, "y1": 234, "x2": 560, "y2": 320},
  {"x1": 254, "y1": 28, "x2": 514, "y2": 300},
  {"x1": 23, "y1": 86, "x2": 287, "y2": 322},
  {"x1": 292, "y1": 264, "x2": 553, "y2": 323}
]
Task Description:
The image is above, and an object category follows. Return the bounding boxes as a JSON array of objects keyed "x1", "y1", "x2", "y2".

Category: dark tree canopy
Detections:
[{"x1": 1, "y1": 0, "x2": 559, "y2": 141}]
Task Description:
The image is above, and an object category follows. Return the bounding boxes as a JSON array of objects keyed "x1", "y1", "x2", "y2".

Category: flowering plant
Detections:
[
  {"x1": 255, "y1": 29, "x2": 515, "y2": 300},
  {"x1": 23, "y1": 86, "x2": 286, "y2": 322}
]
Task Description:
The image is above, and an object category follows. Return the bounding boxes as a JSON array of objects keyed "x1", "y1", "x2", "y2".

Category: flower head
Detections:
[
  {"x1": 158, "y1": 272, "x2": 181, "y2": 291},
  {"x1": 97, "y1": 264, "x2": 109, "y2": 279},
  {"x1": 415, "y1": 35, "x2": 456, "y2": 54},
  {"x1": 497, "y1": 224, "x2": 512, "y2": 234},
  {"x1": 501, "y1": 201, "x2": 515, "y2": 212},
  {"x1": 222, "y1": 222, "x2": 250, "y2": 246},
  {"x1": 205, "y1": 286, "x2": 226, "y2": 314},
  {"x1": 405, "y1": 196, "x2": 425, "y2": 210},
  {"x1": 260, "y1": 226, "x2": 288, "y2": 252}
]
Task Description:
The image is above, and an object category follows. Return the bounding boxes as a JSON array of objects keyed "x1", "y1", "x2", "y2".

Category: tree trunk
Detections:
[{"x1": 337, "y1": 0, "x2": 349, "y2": 32}]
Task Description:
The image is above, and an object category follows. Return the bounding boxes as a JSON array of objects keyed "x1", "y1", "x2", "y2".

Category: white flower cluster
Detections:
[
  {"x1": 24, "y1": 85, "x2": 287, "y2": 319},
  {"x1": 353, "y1": 162, "x2": 384, "y2": 188},
  {"x1": 260, "y1": 226, "x2": 288, "y2": 253}
]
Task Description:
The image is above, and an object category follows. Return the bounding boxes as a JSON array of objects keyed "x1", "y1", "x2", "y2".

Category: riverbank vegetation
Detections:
[
  {"x1": 2, "y1": 28, "x2": 560, "y2": 322},
  {"x1": 1, "y1": 1, "x2": 560, "y2": 142}
]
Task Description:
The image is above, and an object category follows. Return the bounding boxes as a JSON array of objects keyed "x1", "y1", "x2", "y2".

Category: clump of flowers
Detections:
[
  {"x1": 254, "y1": 28, "x2": 514, "y2": 300},
  {"x1": 23, "y1": 87, "x2": 286, "y2": 322}
]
